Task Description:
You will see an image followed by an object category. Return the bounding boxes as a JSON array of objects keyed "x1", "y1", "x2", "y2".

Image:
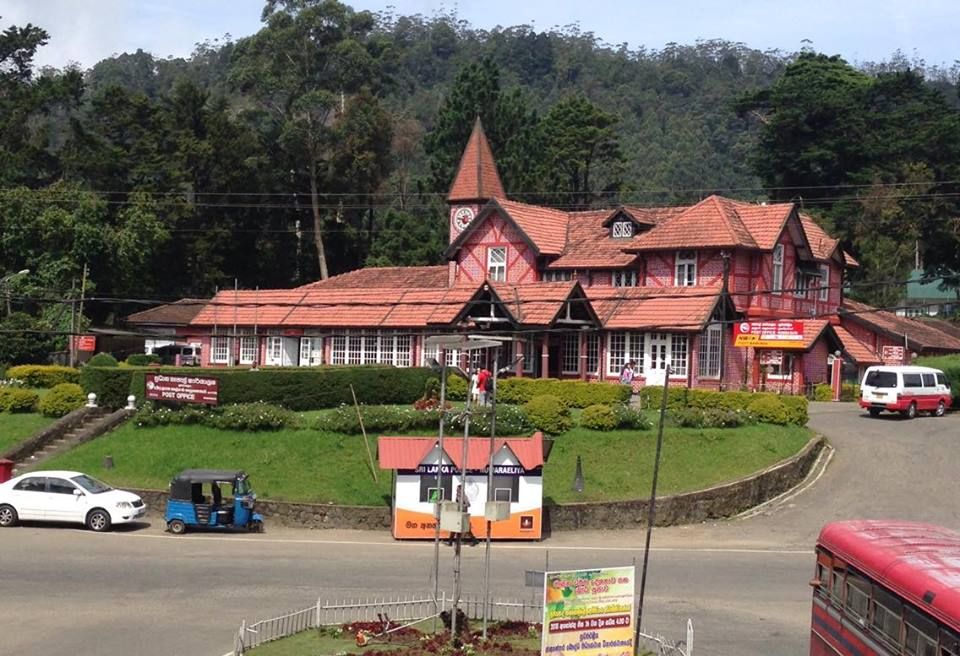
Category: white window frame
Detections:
[
  {"x1": 299, "y1": 336, "x2": 323, "y2": 367},
  {"x1": 612, "y1": 221, "x2": 633, "y2": 238},
  {"x1": 772, "y1": 244, "x2": 784, "y2": 292},
  {"x1": 670, "y1": 334, "x2": 689, "y2": 378},
  {"x1": 819, "y1": 264, "x2": 830, "y2": 301},
  {"x1": 331, "y1": 335, "x2": 346, "y2": 365},
  {"x1": 612, "y1": 270, "x2": 637, "y2": 287},
  {"x1": 544, "y1": 270, "x2": 572, "y2": 282},
  {"x1": 794, "y1": 269, "x2": 810, "y2": 298},
  {"x1": 765, "y1": 352, "x2": 793, "y2": 380},
  {"x1": 239, "y1": 336, "x2": 257, "y2": 365},
  {"x1": 211, "y1": 336, "x2": 230, "y2": 364},
  {"x1": 561, "y1": 334, "x2": 580, "y2": 375},
  {"x1": 697, "y1": 323, "x2": 722, "y2": 379},
  {"x1": 675, "y1": 251, "x2": 697, "y2": 287},
  {"x1": 586, "y1": 333, "x2": 600, "y2": 377},
  {"x1": 266, "y1": 336, "x2": 284, "y2": 365},
  {"x1": 522, "y1": 339, "x2": 536, "y2": 373},
  {"x1": 487, "y1": 246, "x2": 507, "y2": 282},
  {"x1": 606, "y1": 332, "x2": 645, "y2": 376}
]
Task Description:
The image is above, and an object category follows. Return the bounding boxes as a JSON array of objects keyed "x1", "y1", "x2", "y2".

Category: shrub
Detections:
[
  {"x1": 523, "y1": 395, "x2": 571, "y2": 435},
  {"x1": 312, "y1": 404, "x2": 440, "y2": 434},
  {"x1": 746, "y1": 395, "x2": 790, "y2": 425},
  {"x1": 813, "y1": 384, "x2": 833, "y2": 402},
  {"x1": 580, "y1": 404, "x2": 618, "y2": 431},
  {"x1": 38, "y1": 383, "x2": 86, "y2": 417},
  {"x1": 444, "y1": 373, "x2": 468, "y2": 401},
  {"x1": 638, "y1": 386, "x2": 688, "y2": 410},
  {"x1": 5, "y1": 364, "x2": 80, "y2": 388},
  {"x1": 450, "y1": 404, "x2": 534, "y2": 436},
  {"x1": 780, "y1": 395, "x2": 809, "y2": 426},
  {"x1": 611, "y1": 403, "x2": 652, "y2": 430},
  {"x1": 0, "y1": 387, "x2": 39, "y2": 413},
  {"x1": 125, "y1": 354, "x2": 161, "y2": 367},
  {"x1": 81, "y1": 367, "x2": 135, "y2": 408},
  {"x1": 86, "y1": 352, "x2": 119, "y2": 367},
  {"x1": 671, "y1": 407, "x2": 754, "y2": 428},
  {"x1": 496, "y1": 378, "x2": 630, "y2": 408},
  {"x1": 840, "y1": 383, "x2": 860, "y2": 402},
  {"x1": 213, "y1": 402, "x2": 298, "y2": 431}
]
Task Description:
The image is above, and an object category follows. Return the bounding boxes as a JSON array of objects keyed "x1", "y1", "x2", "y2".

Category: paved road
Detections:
[{"x1": 1, "y1": 402, "x2": 956, "y2": 656}]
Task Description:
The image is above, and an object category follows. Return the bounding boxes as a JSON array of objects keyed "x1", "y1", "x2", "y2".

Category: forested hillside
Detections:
[{"x1": 1, "y1": 0, "x2": 958, "y2": 359}]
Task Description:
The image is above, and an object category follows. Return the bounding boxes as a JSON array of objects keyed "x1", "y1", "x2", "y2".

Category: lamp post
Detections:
[{"x1": 1, "y1": 269, "x2": 29, "y2": 317}]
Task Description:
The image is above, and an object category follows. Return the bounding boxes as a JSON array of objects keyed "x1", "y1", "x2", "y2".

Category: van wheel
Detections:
[
  {"x1": 935, "y1": 401, "x2": 946, "y2": 417},
  {"x1": 903, "y1": 402, "x2": 918, "y2": 419},
  {"x1": 868, "y1": 408, "x2": 881, "y2": 417}
]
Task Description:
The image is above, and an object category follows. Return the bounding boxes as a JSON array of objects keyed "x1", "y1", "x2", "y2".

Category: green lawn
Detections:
[
  {"x1": 0, "y1": 413, "x2": 55, "y2": 454},
  {"x1": 42, "y1": 423, "x2": 393, "y2": 505},
  {"x1": 542, "y1": 423, "x2": 812, "y2": 503},
  {"x1": 40, "y1": 412, "x2": 812, "y2": 506}
]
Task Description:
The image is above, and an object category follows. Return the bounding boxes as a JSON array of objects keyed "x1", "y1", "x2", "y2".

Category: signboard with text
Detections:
[
  {"x1": 542, "y1": 566, "x2": 635, "y2": 656},
  {"x1": 881, "y1": 345, "x2": 906, "y2": 365},
  {"x1": 145, "y1": 373, "x2": 218, "y2": 405},
  {"x1": 734, "y1": 320, "x2": 805, "y2": 349},
  {"x1": 73, "y1": 335, "x2": 97, "y2": 352}
]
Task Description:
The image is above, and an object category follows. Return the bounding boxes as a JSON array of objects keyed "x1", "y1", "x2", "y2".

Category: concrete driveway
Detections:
[{"x1": 0, "y1": 401, "x2": 956, "y2": 656}]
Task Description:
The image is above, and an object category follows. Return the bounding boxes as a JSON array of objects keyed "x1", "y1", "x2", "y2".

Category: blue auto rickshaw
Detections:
[{"x1": 164, "y1": 469, "x2": 264, "y2": 534}]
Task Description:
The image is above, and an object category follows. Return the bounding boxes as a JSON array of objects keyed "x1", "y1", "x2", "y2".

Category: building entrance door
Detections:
[{"x1": 645, "y1": 333, "x2": 670, "y2": 386}]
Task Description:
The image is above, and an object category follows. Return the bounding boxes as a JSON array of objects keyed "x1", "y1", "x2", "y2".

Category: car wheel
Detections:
[
  {"x1": 868, "y1": 408, "x2": 881, "y2": 417},
  {"x1": 0, "y1": 504, "x2": 18, "y2": 527},
  {"x1": 86, "y1": 508, "x2": 111, "y2": 532},
  {"x1": 906, "y1": 402, "x2": 918, "y2": 420},
  {"x1": 936, "y1": 401, "x2": 946, "y2": 417},
  {"x1": 168, "y1": 519, "x2": 186, "y2": 535}
]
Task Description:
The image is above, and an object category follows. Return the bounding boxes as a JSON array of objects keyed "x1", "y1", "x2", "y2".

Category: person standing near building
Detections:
[
  {"x1": 477, "y1": 367, "x2": 491, "y2": 405},
  {"x1": 469, "y1": 368, "x2": 480, "y2": 405},
  {"x1": 619, "y1": 360, "x2": 635, "y2": 386}
]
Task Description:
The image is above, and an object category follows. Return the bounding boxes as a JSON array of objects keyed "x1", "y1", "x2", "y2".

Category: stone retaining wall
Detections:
[
  {"x1": 1, "y1": 406, "x2": 99, "y2": 462},
  {"x1": 134, "y1": 436, "x2": 824, "y2": 533}
]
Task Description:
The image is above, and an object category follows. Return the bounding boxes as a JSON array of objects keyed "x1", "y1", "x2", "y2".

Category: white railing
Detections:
[{"x1": 638, "y1": 619, "x2": 694, "y2": 656}]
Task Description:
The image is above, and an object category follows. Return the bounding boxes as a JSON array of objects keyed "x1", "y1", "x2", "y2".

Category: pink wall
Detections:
[
  {"x1": 456, "y1": 213, "x2": 537, "y2": 284},
  {"x1": 803, "y1": 339, "x2": 831, "y2": 385}
]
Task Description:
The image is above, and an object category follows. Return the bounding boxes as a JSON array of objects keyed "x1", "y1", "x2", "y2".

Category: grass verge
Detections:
[
  {"x1": 0, "y1": 413, "x2": 56, "y2": 454},
  {"x1": 40, "y1": 412, "x2": 811, "y2": 506}
]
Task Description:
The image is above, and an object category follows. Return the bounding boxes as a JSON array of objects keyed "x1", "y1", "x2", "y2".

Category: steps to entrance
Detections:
[{"x1": 10, "y1": 406, "x2": 131, "y2": 476}]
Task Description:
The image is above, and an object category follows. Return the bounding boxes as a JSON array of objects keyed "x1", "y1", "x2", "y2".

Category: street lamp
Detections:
[{"x1": 1, "y1": 269, "x2": 29, "y2": 316}]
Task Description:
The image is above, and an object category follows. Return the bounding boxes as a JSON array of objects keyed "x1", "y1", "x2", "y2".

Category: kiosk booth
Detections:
[{"x1": 378, "y1": 432, "x2": 544, "y2": 540}]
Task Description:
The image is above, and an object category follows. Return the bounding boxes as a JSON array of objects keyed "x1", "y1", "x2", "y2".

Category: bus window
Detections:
[
  {"x1": 936, "y1": 373, "x2": 950, "y2": 388},
  {"x1": 831, "y1": 565, "x2": 845, "y2": 604},
  {"x1": 870, "y1": 584, "x2": 902, "y2": 648},
  {"x1": 903, "y1": 373, "x2": 923, "y2": 388},
  {"x1": 845, "y1": 571, "x2": 870, "y2": 620},
  {"x1": 922, "y1": 373, "x2": 936, "y2": 387},
  {"x1": 903, "y1": 608, "x2": 937, "y2": 656},
  {"x1": 939, "y1": 627, "x2": 960, "y2": 656},
  {"x1": 814, "y1": 561, "x2": 830, "y2": 599}
]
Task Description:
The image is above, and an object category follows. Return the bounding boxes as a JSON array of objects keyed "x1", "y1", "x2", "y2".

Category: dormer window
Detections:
[
  {"x1": 675, "y1": 251, "x2": 697, "y2": 287},
  {"x1": 612, "y1": 221, "x2": 634, "y2": 239},
  {"x1": 613, "y1": 270, "x2": 637, "y2": 287}
]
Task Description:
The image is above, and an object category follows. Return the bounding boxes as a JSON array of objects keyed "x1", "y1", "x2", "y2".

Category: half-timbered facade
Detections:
[{"x1": 175, "y1": 119, "x2": 960, "y2": 392}]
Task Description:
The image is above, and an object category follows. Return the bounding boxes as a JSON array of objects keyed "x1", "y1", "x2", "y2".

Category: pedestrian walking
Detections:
[{"x1": 477, "y1": 367, "x2": 492, "y2": 405}]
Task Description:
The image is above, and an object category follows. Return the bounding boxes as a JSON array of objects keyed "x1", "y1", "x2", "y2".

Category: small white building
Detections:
[{"x1": 378, "y1": 432, "x2": 544, "y2": 540}]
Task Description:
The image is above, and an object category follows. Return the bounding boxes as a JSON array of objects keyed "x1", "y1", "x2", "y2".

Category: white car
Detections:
[{"x1": 0, "y1": 470, "x2": 146, "y2": 532}]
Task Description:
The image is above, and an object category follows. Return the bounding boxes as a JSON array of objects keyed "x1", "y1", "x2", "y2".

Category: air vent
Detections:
[{"x1": 923, "y1": 590, "x2": 936, "y2": 604}]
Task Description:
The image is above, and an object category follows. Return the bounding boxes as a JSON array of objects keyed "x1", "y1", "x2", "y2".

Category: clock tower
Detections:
[{"x1": 447, "y1": 117, "x2": 505, "y2": 244}]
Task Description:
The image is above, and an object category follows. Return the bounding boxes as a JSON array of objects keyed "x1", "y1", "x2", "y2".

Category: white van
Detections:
[{"x1": 859, "y1": 365, "x2": 952, "y2": 419}]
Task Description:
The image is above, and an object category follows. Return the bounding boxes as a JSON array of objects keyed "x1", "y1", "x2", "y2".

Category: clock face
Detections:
[{"x1": 452, "y1": 206, "x2": 475, "y2": 231}]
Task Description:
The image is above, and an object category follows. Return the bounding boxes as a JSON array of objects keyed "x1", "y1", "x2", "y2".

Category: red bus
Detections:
[{"x1": 812, "y1": 520, "x2": 960, "y2": 656}]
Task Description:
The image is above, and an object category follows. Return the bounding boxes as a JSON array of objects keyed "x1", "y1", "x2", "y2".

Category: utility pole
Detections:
[
  {"x1": 636, "y1": 365, "x2": 671, "y2": 646},
  {"x1": 74, "y1": 263, "x2": 88, "y2": 365},
  {"x1": 481, "y1": 345, "x2": 501, "y2": 639},
  {"x1": 450, "y1": 378, "x2": 474, "y2": 643},
  {"x1": 432, "y1": 354, "x2": 449, "y2": 632},
  {"x1": 719, "y1": 251, "x2": 731, "y2": 390},
  {"x1": 68, "y1": 277, "x2": 77, "y2": 368}
]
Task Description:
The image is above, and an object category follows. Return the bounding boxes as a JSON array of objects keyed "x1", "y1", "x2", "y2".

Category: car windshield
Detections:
[
  {"x1": 71, "y1": 474, "x2": 112, "y2": 494},
  {"x1": 864, "y1": 371, "x2": 897, "y2": 388}
]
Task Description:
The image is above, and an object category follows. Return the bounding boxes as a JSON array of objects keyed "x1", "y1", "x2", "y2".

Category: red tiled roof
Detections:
[
  {"x1": 628, "y1": 195, "x2": 764, "y2": 251},
  {"x1": 798, "y1": 214, "x2": 842, "y2": 262},
  {"x1": 491, "y1": 281, "x2": 582, "y2": 325},
  {"x1": 620, "y1": 206, "x2": 687, "y2": 226},
  {"x1": 735, "y1": 202, "x2": 794, "y2": 250},
  {"x1": 126, "y1": 298, "x2": 207, "y2": 326},
  {"x1": 378, "y1": 433, "x2": 544, "y2": 470},
  {"x1": 842, "y1": 300, "x2": 960, "y2": 352},
  {"x1": 795, "y1": 319, "x2": 832, "y2": 350},
  {"x1": 191, "y1": 289, "x2": 306, "y2": 326},
  {"x1": 549, "y1": 211, "x2": 638, "y2": 269},
  {"x1": 588, "y1": 286, "x2": 721, "y2": 331},
  {"x1": 834, "y1": 325, "x2": 882, "y2": 364},
  {"x1": 448, "y1": 118, "x2": 506, "y2": 202},
  {"x1": 496, "y1": 199, "x2": 569, "y2": 256},
  {"x1": 298, "y1": 266, "x2": 447, "y2": 290}
]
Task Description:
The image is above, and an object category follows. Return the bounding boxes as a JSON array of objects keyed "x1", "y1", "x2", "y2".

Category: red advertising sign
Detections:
[
  {"x1": 73, "y1": 335, "x2": 97, "y2": 352},
  {"x1": 881, "y1": 345, "x2": 906, "y2": 365},
  {"x1": 734, "y1": 320, "x2": 805, "y2": 349},
  {"x1": 145, "y1": 373, "x2": 218, "y2": 405}
]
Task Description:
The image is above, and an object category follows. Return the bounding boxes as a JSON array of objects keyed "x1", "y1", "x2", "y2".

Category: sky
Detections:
[{"x1": 5, "y1": 0, "x2": 960, "y2": 71}]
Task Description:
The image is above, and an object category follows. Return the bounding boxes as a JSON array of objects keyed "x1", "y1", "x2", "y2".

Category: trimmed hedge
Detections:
[
  {"x1": 5, "y1": 364, "x2": 80, "y2": 388},
  {"x1": 125, "y1": 354, "x2": 161, "y2": 366},
  {"x1": 83, "y1": 365, "x2": 437, "y2": 410},
  {"x1": 0, "y1": 387, "x2": 39, "y2": 413},
  {"x1": 523, "y1": 395, "x2": 572, "y2": 434},
  {"x1": 580, "y1": 404, "x2": 618, "y2": 431},
  {"x1": 38, "y1": 383, "x2": 86, "y2": 417},
  {"x1": 496, "y1": 378, "x2": 631, "y2": 408},
  {"x1": 86, "y1": 352, "x2": 118, "y2": 367}
]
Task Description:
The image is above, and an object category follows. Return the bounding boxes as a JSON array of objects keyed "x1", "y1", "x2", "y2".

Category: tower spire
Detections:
[{"x1": 448, "y1": 117, "x2": 505, "y2": 203}]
